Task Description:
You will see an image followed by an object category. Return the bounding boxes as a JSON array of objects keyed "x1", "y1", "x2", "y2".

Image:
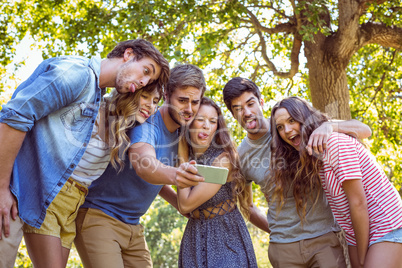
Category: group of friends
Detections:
[{"x1": 0, "y1": 39, "x2": 401, "y2": 268}]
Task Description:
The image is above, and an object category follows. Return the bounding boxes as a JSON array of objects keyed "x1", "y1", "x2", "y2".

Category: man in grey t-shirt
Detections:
[{"x1": 223, "y1": 77, "x2": 372, "y2": 267}]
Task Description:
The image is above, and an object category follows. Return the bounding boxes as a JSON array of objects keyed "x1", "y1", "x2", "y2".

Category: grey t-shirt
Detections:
[
  {"x1": 238, "y1": 130, "x2": 340, "y2": 243},
  {"x1": 238, "y1": 131, "x2": 272, "y2": 186}
]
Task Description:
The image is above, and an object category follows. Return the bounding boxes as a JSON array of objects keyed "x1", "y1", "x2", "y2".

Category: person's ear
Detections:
[
  {"x1": 123, "y1": 48, "x2": 135, "y2": 62},
  {"x1": 260, "y1": 98, "x2": 265, "y2": 107}
]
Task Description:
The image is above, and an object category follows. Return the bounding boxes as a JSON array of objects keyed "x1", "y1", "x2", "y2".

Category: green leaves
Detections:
[
  {"x1": 349, "y1": 45, "x2": 402, "y2": 186},
  {"x1": 142, "y1": 196, "x2": 188, "y2": 267},
  {"x1": 1, "y1": 0, "x2": 401, "y2": 212}
]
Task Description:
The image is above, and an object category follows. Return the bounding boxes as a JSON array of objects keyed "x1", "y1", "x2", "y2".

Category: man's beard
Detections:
[{"x1": 167, "y1": 104, "x2": 193, "y2": 128}]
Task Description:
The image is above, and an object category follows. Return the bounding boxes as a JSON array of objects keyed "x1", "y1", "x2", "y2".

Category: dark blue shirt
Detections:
[{"x1": 82, "y1": 111, "x2": 179, "y2": 225}]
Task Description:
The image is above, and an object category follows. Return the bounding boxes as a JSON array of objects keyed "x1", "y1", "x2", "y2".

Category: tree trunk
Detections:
[
  {"x1": 308, "y1": 63, "x2": 352, "y2": 120},
  {"x1": 304, "y1": 37, "x2": 352, "y2": 120}
]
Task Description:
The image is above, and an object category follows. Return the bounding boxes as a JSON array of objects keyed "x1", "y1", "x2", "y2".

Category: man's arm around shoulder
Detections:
[{"x1": 307, "y1": 119, "x2": 371, "y2": 155}]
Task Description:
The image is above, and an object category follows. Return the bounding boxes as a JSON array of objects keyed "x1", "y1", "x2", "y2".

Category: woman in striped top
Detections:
[{"x1": 268, "y1": 97, "x2": 402, "y2": 268}]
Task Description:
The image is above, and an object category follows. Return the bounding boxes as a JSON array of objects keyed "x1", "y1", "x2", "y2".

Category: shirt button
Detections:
[
  {"x1": 57, "y1": 182, "x2": 63, "y2": 186},
  {"x1": 83, "y1": 143, "x2": 87, "y2": 147},
  {"x1": 45, "y1": 201, "x2": 50, "y2": 206},
  {"x1": 70, "y1": 164, "x2": 75, "y2": 168},
  {"x1": 96, "y1": 98, "x2": 100, "y2": 102}
]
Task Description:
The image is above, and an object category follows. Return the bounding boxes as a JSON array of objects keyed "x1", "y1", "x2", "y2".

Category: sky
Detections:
[{"x1": 3, "y1": 36, "x2": 43, "y2": 94}]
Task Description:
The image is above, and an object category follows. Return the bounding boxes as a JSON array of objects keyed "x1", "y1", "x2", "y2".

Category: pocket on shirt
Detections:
[{"x1": 60, "y1": 103, "x2": 93, "y2": 132}]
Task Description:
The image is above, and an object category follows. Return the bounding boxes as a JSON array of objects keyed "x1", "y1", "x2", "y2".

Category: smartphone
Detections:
[{"x1": 195, "y1": 164, "x2": 229, "y2": 185}]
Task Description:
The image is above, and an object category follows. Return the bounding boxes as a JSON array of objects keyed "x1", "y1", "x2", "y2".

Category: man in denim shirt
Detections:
[{"x1": 0, "y1": 39, "x2": 170, "y2": 268}]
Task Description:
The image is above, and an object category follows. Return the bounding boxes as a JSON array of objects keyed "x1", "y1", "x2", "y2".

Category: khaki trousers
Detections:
[
  {"x1": 268, "y1": 231, "x2": 347, "y2": 268},
  {"x1": 74, "y1": 208, "x2": 152, "y2": 268},
  {"x1": 0, "y1": 216, "x2": 23, "y2": 268}
]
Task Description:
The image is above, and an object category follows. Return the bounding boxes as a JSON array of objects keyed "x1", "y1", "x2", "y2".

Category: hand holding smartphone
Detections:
[{"x1": 195, "y1": 164, "x2": 229, "y2": 185}]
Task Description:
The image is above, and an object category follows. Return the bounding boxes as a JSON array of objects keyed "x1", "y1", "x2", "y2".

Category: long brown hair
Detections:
[
  {"x1": 187, "y1": 97, "x2": 250, "y2": 218},
  {"x1": 265, "y1": 97, "x2": 329, "y2": 220},
  {"x1": 104, "y1": 85, "x2": 161, "y2": 172}
]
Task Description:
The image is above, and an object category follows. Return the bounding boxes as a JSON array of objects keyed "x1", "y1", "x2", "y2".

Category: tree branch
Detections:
[
  {"x1": 286, "y1": 79, "x2": 295, "y2": 95},
  {"x1": 241, "y1": 5, "x2": 301, "y2": 79},
  {"x1": 290, "y1": 0, "x2": 302, "y2": 34},
  {"x1": 361, "y1": 72, "x2": 386, "y2": 115},
  {"x1": 334, "y1": 0, "x2": 363, "y2": 59},
  {"x1": 239, "y1": 0, "x2": 296, "y2": 34},
  {"x1": 359, "y1": 22, "x2": 402, "y2": 50},
  {"x1": 250, "y1": 63, "x2": 261, "y2": 81},
  {"x1": 360, "y1": 0, "x2": 388, "y2": 8},
  {"x1": 390, "y1": 95, "x2": 402, "y2": 99},
  {"x1": 244, "y1": 4, "x2": 293, "y2": 20},
  {"x1": 256, "y1": 28, "x2": 301, "y2": 78},
  {"x1": 224, "y1": 33, "x2": 254, "y2": 55},
  {"x1": 239, "y1": 19, "x2": 296, "y2": 34},
  {"x1": 360, "y1": 50, "x2": 397, "y2": 116}
]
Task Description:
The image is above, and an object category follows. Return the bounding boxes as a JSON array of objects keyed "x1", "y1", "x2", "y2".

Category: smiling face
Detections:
[
  {"x1": 115, "y1": 56, "x2": 161, "y2": 94},
  {"x1": 166, "y1": 86, "x2": 202, "y2": 127},
  {"x1": 230, "y1": 91, "x2": 268, "y2": 139},
  {"x1": 135, "y1": 89, "x2": 160, "y2": 124},
  {"x1": 274, "y1": 107, "x2": 302, "y2": 151},
  {"x1": 189, "y1": 104, "x2": 218, "y2": 151}
]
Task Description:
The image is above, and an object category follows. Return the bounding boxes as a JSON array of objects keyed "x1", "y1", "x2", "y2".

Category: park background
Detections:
[{"x1": 1, "y1": 0, "x2": 401, "y2": 267}]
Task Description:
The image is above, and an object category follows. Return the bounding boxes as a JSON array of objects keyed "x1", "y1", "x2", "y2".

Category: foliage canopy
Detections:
[
  {"x1": 1, "y1": 1, "x2": 401, "y2": 266},
  {"x1": 2, "y1": 0, "x2": 400, "y2": 186}
]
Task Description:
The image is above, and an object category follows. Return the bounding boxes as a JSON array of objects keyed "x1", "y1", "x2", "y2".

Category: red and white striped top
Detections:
[{"x1": 320, "y1": 132, "x2": 402, "y2": 246}]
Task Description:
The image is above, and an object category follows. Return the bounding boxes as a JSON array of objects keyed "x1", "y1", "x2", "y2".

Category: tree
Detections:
[
  {"x1": 1, "y1": 1, "x2": 401, "y2": 266},
  {"x1": 142, "y1": 196, "x2": 188, "y2": 268},
  {"x1": 2, "y1": 0, "x2": 401, "y2": 191},
  {"x1": 3, "y1": 0, "x2": 401, "y2": 116}
]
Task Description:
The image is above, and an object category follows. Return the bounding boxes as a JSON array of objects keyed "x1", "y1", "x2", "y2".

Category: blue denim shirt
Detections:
[{"x1": 0, "y1": 56, "x2": 102, "y2": 228}]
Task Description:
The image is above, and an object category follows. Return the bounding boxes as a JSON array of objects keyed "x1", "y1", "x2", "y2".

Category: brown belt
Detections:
[
  {"x1": 190, "y1": 199, "x2": 236, "y2": 220},
  {"x1": 67, "y1": 178, "x2": 88, "y2": 195}
]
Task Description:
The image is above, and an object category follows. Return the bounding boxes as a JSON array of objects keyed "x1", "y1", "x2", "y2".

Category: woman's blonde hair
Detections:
[{"x1": 104, "y1": 85, "x2": 161, "y2": 172}]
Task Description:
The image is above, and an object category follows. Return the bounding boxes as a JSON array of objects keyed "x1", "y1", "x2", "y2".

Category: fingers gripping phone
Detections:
[{"x1": 195, "y1": 164, "x2": 229, "y2": 185}]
